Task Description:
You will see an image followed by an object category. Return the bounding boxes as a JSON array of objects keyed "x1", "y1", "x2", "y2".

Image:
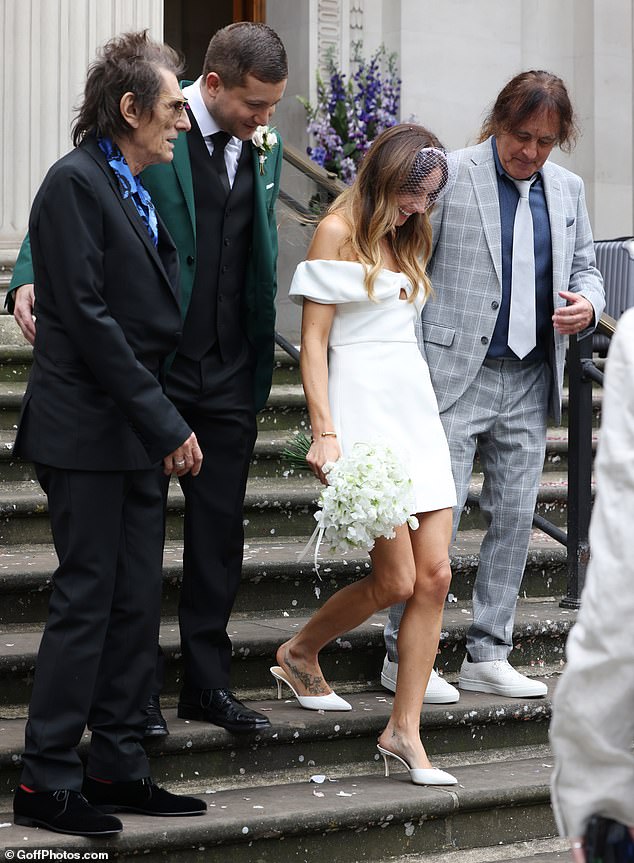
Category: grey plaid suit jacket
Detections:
[{"x1": 419, "y1": 137, "x2": 605, "y2": 424}]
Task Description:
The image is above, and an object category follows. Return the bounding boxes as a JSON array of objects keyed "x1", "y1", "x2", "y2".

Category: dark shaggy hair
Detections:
[
  {"x1": 72, "y1": 30, "x2": 184, "y2": 147},
  {"x1": 202, "y1": 21, "x2": 288, "y2": 87},
  {"x1": 479, "y1": 70, "x2": 579, "y2": 153}
]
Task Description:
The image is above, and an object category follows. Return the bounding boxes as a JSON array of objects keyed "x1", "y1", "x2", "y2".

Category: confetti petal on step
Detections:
[{"x1": 310, "y1": 774, "x2": 326, "y2": 783}]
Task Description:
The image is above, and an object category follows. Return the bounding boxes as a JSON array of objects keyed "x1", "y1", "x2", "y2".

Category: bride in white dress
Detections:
[{"x1": 271, "y1": 125, "x2": 458, "y2": 786}]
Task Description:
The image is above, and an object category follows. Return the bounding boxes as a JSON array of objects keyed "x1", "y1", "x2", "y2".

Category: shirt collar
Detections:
[{"x1": 182, "y1": 77, "x2": 241, "y2": 152}]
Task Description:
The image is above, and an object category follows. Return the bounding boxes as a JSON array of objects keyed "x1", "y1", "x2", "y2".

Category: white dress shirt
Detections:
[
  {"x1": 182, "y1": 77, "x2": 242, "y2": 187},
  {"x1": 550, "y1": 307, "x2": 634, "y2": 838}
]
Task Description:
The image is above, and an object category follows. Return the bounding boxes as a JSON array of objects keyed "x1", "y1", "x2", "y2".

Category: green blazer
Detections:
[{"x1": 9, "y1": 128, "x2": 283, "y2": 412}]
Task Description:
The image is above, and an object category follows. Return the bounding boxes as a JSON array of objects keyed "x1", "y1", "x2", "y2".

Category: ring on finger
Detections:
[{"x1": 175, "y1": 459, "x2": 186, "y2": 467}]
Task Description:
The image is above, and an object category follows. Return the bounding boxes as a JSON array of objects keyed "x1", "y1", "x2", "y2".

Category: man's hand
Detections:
[
  {"x1": 13, "y1": 284, "x2": 36, "y2": 345},
  {"x1": 163, "y1": 432, "x2": 203, "y2": 477},
  {"x1": 553, "y1": 291, "x2": 594, "y2": 336}
]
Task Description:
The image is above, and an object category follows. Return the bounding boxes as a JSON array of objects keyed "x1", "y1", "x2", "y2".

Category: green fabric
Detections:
[
  {"x1": 6, "y1": 120, "x2": 282, "y2": 412},
  {"x1": 6, "y1": 237, "x2": 33, "y2": 313}
]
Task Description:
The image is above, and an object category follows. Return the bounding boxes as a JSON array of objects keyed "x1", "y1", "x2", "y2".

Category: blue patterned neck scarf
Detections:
[{"x1": 98, "y1": 136, "x2": 158, "y2": 248}]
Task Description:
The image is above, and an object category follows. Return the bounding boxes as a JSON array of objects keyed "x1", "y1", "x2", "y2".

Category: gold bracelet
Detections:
[{"x1": 310, "y1": 431, "x2": 337, "y2": 442}]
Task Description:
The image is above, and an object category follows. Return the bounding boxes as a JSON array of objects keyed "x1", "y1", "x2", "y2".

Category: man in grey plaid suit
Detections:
[{"x1": 383, "y1": 70, "x2": 605, "y2": 700}]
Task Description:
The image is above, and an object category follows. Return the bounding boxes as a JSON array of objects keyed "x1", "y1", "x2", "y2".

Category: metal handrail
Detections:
[
  {"x1": 559, "y1": 310, "x2": 615, "y2": 607},
  {"x1": 275, "y1": 332, "x2": 299, "y2": 363},
  {"x1": 282, "y1": 143, "x2": 346, "y2": 199},
  {"x1": 274, "y1": 144, "x2": 346, "y2": 362}
]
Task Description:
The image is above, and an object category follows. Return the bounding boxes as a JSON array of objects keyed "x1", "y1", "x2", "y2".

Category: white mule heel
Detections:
[
  {"x1": 377, "y1": 745, "x2": 457, "y2": 786},
  {"x1": 270, "y1": 666, "x2": 352, "y2": 711}
]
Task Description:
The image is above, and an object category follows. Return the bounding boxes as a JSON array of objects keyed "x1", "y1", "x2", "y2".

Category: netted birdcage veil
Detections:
[{"x1": 397, "y1": 147, "x2": 453, "y2": 211}]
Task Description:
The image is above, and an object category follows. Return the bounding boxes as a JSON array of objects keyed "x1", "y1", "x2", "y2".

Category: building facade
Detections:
[{"x1": 2, "y1": 0, "x2": 632, "y2": 314}]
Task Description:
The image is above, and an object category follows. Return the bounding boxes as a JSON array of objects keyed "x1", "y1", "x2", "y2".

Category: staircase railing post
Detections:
[{"x1": 561, "y1": 333, "x2": 594, "y2": 608}]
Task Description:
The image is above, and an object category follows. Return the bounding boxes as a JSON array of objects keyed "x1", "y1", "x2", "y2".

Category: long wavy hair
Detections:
[
  {"x1": 327, "y1": 123, "x2": 444, "y2": 302},
  {"x1": 72, "y1": 30, "x2": 184, "y2": 147}
]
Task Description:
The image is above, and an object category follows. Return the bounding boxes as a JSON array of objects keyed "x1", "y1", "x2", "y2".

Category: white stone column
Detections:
[{"x1": 0, "y1": 0, "x2": 164, "y2": 261}]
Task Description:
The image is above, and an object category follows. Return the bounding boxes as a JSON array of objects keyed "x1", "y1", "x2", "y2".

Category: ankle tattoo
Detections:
[{"x1": 286, "y1": 660, "x2": 328, "y2": 695}]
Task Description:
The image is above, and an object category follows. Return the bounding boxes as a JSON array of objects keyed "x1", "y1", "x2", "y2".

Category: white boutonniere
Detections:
[{"x1": 252, "y1": 125, "x2": 278, "y2": 175}]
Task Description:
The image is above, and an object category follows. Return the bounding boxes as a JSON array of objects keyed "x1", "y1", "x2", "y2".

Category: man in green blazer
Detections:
[{"x1": 9, "y1": 21, "x2": 288, "y2": 737}]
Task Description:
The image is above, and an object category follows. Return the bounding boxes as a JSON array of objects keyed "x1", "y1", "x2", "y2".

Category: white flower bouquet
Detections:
[{"x1": 298, "y1": 441, "x2": 419, "y2": 569}]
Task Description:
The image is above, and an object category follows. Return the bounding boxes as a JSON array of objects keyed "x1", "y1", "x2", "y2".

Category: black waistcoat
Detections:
[{"x1": 179, "y1": 116, "x2": 254, "y2": 361}]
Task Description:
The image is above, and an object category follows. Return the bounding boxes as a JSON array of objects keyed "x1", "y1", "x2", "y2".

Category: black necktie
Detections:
[{"x1": 210, "y1": 131, "x2": 231, "y2": 197}]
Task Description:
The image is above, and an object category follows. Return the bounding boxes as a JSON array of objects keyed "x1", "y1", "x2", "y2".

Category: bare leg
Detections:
[
  {"x1": 377, "y1": 507, "x2": 453, "y2": 769},
  {"x1": 276, "y1": 525, "x2": 420, "y2": 697}
]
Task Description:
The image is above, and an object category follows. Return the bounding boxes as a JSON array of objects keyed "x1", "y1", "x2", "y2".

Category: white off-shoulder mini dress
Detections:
[{"x1": 289, "y1": 259, "x2": 456, "y2": 514}]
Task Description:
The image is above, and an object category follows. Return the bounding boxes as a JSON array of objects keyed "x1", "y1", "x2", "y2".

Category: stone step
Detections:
[
  {"x1": 0, "y1": 344, "x2": 31, "y2": 382},
  {"x1": 0, "y1": 684, "x2": 558, "y2": 798},
  {"x1": 495, "y1": 853, "x2": 568, "y2": 863},
  {"x1": 0, "y1": 531, "x2": 567, "y2": 626},
  {"x1": 0, "y1": 314, "x2": 29, "y2": 344},
  {"x1": 0, "y1": 425, "x2": 598, "y2": 482},
  {"x1": 0, "y1": 753, "x2": 557, "y2": 863},
  {"x1": 0, "y1": 470, "x2": 582, "y2": 546},
  {"x1": 0, "y1": 379, "x2": 311, "y2": 433},
  {"x1": 0, "y1": 342, "x2": 300, "y2": 385},
  {"x1": 0, "y1": 378, "x2": 603, "y2": 432},
  {"x1": 0, "y1": 428, "x2": 315, "y2": 482},
  {"x1": 0, "y1": 599, "x2": 574, "y2": 713},
  {"x1": 378, "y1": 839, "x2": 569, "y2": 863}
]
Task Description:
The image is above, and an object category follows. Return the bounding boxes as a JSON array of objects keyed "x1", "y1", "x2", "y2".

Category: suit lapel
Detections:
[
  {"x1": 82, "y1": 137, "x2": 179, "y2": 303},
  {"x1": 171, "y1": 131, "x2": 196, "y2": 236},
  {"x1": 250, "y1": 143, "x2": 271, "y2": 265},
  {"x1": 469, "y1": 151, "x2": 503, "y2": 286}
]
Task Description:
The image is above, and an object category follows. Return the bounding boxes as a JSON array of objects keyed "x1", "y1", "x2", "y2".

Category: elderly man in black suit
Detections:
[{"x1": 11, "y1": 31, "x2": 207, "y2": 838}]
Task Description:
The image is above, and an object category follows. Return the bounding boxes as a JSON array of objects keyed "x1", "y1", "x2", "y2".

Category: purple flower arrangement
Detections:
[{"x1": 299, "y1": 44, "x2": 401, "y2": 184}]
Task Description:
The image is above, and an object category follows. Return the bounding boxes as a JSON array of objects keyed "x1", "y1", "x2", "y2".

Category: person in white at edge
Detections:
[
  {"x1": 383, "y1": 70, "x2": 604, "y2": 701},
  {"x1": 550, "y1": 309, "x2": 634, "y2": 862}
]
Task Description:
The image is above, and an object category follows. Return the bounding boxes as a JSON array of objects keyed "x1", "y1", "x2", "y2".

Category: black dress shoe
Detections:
[
  {"x1": 13, "y1": 786, "x2": 123, "y2": 836},
  {"x1": 143, "y1": 693, "x2": 169, "y2": 738},
  {"x1": 177, "y1": 687, "x2": 271, "y2": 734},
  {"x1": 82, "y1": 776, "x2": 206, "y2": 816}
]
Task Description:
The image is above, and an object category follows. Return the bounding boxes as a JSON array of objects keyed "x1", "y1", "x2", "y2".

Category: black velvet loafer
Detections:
[
  {"x1": 13, "y1": 786, "x2": 123, "y2": 836},
  {"x1": 82, "y1": 776, "x2": 206, "y2": 816},
  {"x1": 177, "y1": 687, "x2": 271, "y2": 734}
]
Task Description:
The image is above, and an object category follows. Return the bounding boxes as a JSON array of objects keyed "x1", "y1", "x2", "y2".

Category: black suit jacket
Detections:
[{"x1": 14, "y1": 135, "x2": 191, "y2": 470}]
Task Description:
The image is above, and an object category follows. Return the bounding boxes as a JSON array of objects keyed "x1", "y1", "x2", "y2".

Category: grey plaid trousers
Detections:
[{"x1": 384, "y1": 357, "x2": 549, "y2": 663}]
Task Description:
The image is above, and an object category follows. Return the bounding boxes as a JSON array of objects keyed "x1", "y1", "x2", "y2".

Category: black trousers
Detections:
[
  {"x1": 21, "y1": 465, "x2": 164, "y2": 791},
  {"x1": 164, "y1": 344, "x2": 256, "y2": 690}
]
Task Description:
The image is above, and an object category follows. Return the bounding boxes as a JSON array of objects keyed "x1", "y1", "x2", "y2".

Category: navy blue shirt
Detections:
[{"x1": 488, "y1": 137, "x2": 553, "y2": 361}]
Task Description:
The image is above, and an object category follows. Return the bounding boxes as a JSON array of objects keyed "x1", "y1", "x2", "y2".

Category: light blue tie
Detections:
[{"x1": 508, "y1": 177, "x2": 536, "y2": 359}]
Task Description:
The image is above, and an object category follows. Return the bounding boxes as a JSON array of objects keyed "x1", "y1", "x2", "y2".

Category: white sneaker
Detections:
[
  {"x1": 381, "y1": 656, "x2": 460, "y2": 704},
  {"x1": 458, "y1": 656, "x2": 548, "y2": 698}
]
